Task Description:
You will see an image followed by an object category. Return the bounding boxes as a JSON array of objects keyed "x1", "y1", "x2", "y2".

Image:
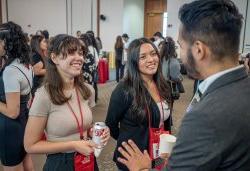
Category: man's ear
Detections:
[
  {"x1": 50, "y1": 53, "x2": 58, "y2": 64},
  {"x1": 191, "y1": 40, "x2": 208, "y2": 62}
]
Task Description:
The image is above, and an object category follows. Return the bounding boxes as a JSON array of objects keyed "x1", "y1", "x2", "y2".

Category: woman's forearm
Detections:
[
  {"x1": 34, "y1": 68, "x2": 46, "y2": 76},
  {"x1": 0, "y1": 101, "x2": 20, "y2": 119},
  {"x1": 25, "y1": 140, "x2": 76, "y2": 154}
]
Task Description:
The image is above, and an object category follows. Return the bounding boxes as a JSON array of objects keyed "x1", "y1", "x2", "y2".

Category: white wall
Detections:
[
  {"x1": 6, "y1": 0, "x2": 68, "y2": 36},
  {"x1": 100, "y1": 0, "x2": 124, "y2": 51},
  {"x1": 1, "y1": 0, "x2": 144, "y2": 51},
  {"x1": 243, "y1": 0, "x2": 250, "y2": 54},
  {"x1": 232, "y1": 0, "x2": 248, "y2": 53},
  {"x1": 167, "y1": 0, "x2": 192, "y2": 42},
  {"x1": 71, "y1": 0, "x2": 97, "y2": 36},
  {"x1": 123, "y1": 0, "x2": 144, "y2": 41},
  {"x1": 1, "y1": 0, "x2": 97, "y2": 37},
  {"x1": 167, "y1": 0, "x2": 249, "y2": 53}
]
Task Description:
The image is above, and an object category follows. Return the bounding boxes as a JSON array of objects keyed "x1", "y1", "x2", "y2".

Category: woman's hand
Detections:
[
  {"x1": 101, "y1": 127, "x2": 110, "y2": 146},
  {"x1": 73, "y1": 140, "x2": 96, "y2": 156}
]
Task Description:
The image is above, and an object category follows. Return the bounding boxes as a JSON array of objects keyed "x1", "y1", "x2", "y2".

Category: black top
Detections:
[
  {"x1": 82, "y1": 52, "x2": 96, "y2": 84},
  {"x1": 32, "y1": 53, "x2": 45, "y2": 96},
  {"x1": 115, "y1": 47, "x2": 123, "y2": 61},
  {"x1": 105, "y1": 81, "x2": 171, "y2": 170},
  {"x1": 0, "y1": 68, "x2": 30, "y2": 166}
]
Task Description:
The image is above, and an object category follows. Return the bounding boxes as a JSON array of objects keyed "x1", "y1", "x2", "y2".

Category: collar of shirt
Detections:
[{"x1": 198, "y1": 65, "x2": 244, "y2": 95}]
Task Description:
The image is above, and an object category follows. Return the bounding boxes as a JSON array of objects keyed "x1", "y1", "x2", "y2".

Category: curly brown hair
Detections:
[{"x1": 0, "y1": 21, "x2": 31, "y2": 66}]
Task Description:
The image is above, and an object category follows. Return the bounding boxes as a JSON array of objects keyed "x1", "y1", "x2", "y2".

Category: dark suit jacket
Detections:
[{"x1": 154, "y1": 67, "x2": 250, "y2": 171}]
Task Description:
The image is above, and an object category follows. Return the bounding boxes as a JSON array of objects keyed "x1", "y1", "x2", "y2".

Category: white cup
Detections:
[
  {"x1": 159, "y1": 134, "x2": 176, "y2": 156},
  {"x1": 94, "y1": 148, "x2": 102, "y2": 158}
]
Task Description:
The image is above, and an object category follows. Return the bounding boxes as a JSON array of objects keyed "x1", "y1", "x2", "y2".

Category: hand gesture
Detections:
[
  {"x1": 117, "y1": 140, "x2": 151, "y2": 171},
  {"x1": 73, "y1": 140, "x2": 95, "y2": 156}
]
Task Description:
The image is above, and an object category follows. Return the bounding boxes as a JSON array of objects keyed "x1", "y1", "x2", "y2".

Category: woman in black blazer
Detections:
[{"x1": 106, "y1": 38, "x2": 172, "y2": 171}]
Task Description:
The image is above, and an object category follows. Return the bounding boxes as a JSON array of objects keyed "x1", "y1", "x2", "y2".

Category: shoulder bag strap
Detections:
[{"x1": 10, "y1": 65, "x2": 32, "y2": 91}]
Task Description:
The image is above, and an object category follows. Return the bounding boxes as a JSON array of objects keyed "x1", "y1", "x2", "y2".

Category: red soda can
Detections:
[{"x1": 93, "y1": 122, "x2": 106, "y2": 148}]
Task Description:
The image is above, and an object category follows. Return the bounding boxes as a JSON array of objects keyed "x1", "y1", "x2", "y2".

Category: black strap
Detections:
[
  {"x1": 10, "y1": 65, "x2": 32, "y2": 92},
  {"x1": 167, "y1": 59, "x2": 171, "y2": 80}
]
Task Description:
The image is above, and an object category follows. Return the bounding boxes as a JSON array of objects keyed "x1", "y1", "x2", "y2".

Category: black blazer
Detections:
[{"x1": 105, "y1": 81, "x2": 171, "y2": 171}]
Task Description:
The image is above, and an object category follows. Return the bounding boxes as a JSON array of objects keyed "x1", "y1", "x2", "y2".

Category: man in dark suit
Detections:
[{"x1": 116, "y1": 0, "x2": 250, "y2": 170}]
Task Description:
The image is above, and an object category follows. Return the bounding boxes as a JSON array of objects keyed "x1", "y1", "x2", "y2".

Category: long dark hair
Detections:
[
  {"x1": 124, "y1": 38, "x2": 171, "y2": 122},
  {"x1": 79, "y1": 34, "x2": 90, "y2": 54},
  {"x1": 0, "y1": 21, "x2": 31, "y2": 66},
  {"x1": 160, "y1": 37, "x2": 177, "y2": 61},
  {"x1": 86, "y1": 32, "x2": 99, "y2": 54},
  {"x1": 115, "y1": 36, "x2": 123, "y2": 49},
  {"x1": 45, "y1": 34, "x2": 90, "y2": 105},
  {"x1": 30, "y1": 35, "x2": 46, "y2": 61}
]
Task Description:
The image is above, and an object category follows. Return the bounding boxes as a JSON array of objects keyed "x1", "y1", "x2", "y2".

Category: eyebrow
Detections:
[{"x1": 140, "y1": 50, "x2": 156, "y2": 56}]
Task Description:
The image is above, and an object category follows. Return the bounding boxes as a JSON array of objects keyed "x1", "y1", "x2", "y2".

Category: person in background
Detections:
[
  {"x1": 96, "y1": 37, "x2": 103, "y2": 52},
  {"x1": 0, "y1": 21, "x2": 34, "y2": 171},
  {"x1": 117, "y1": 0, "x2": 250, "y2": 170},
  {"x1": 85, "y1": 33, "x2": 99, "y2": 102},
  {"x1": 76, "y1": 30, "x2": 81, "y2": 38},
  {"x1": 86, "y1": 30, "x2": 101, "y2": 54},
  {"x1": 106, "y1": 38, "x2": 172, "y2": 171},
  {"x1": 24, "y1": 32, "x2": 30, "y2": 45},
  {"x1": 160, "y1": 37, "x2": 183, "y2": 83},
  {"x1": 24, "y1": 34, "x2": 110, "y2": 171},
  {"x1": 30, "y1": 35, "x2": 48, "y2": 97},
  {"x1": 36, "y1": 30, "x2": 43, "y2": 36},
  {"x1": 153, "y1": 32, "x2": 164, "y2": 50},
  {"x1": 42, "y1": 30, "x2": 49, "y2": 56},
  {"x1": 150, "y1": 37, "x2": 155, "y2": 42},
  {"x1": 244, "y1": 53, "x2": 250, "y2": 73},
  {"x1": 160, "y1": 37, "x2": 184, "y2": 101},
  {"x1": 114, "y1": 35, "x2": 124, "y2": 82},
  {"x1": 122, "y1": 33, "x2": 129, "y2": 67},
  {"x1": 42, "y1": 30, "x2": 49, "y2": 42},
  {"x1": 80, "y1": 34, "x2": 97, "y2": 85}
]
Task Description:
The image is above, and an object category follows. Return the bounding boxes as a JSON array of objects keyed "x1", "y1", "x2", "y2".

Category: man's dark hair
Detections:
[
  {"x1": 179, "y1": 0, "x2": 243, "y2": 59},
  {"x1": 42, "y1": 30, "x2": 49, "y2": 39},
  {"x1": 86, "y1": 30, "x2": 95, "y2": 37},
  {"x1": 122, "y1": 33, "x2": 129, "y2": 39},
  {"x1": 246, "y1": 53, "x2": 250, "y2": 59},
  {"x1": 153, "y1": 32, "x2": 163, "y2": 38}
]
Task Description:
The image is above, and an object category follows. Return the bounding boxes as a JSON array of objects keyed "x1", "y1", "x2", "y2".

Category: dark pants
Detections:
[
  {"x1": 43, "y1": 153, "x2": 99, "y2": 171},
  {"x1": 115, "y1": 60, "x2": 124, "y2": 82}
]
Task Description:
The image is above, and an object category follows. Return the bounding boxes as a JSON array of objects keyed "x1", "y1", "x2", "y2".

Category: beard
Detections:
[{"x1": 184, "y1": 48, "x2": 201, "y2": 80}]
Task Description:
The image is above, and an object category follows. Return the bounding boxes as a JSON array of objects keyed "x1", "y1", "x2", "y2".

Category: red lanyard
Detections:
[{"x1": 66, "y1": 89, "x2": 84, "y2": 140}]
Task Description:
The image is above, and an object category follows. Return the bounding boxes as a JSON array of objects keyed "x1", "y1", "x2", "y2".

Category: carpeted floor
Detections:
[{"x1": 0, "y1": 76, "x2": 194, "y2": 171}]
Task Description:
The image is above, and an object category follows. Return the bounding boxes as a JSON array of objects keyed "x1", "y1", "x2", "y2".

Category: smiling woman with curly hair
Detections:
[{"x1": 0, "y1": 21, "x2": 34, "y2": 171}]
